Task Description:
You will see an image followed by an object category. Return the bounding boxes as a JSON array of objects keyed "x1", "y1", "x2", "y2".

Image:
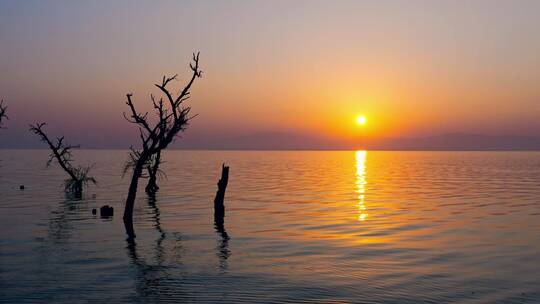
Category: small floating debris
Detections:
[
  {"x1": 100, "y1": 205, "x2": 114, "y2": 217},
  {"x1": 19, "y1": 185, "x2": 25, "y2": 190}
]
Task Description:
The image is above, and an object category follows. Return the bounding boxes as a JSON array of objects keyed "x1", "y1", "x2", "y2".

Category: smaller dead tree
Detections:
[
  {"x1": 29, "y1": 122, "x2": 96, "y2": 194},
  {"x1": 145, "y1": 150, "x2": 163, "y2": 194},
  {"x1": 123, "y1": 150, "x2": 164, "y2": 194},
  {"x1": 0, "y1": 100, "x2": 7, "y2": 128}
]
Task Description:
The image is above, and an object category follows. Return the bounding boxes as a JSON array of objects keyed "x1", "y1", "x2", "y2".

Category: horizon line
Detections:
[{"x1": 2, "y1": 148, "x2": 540, "y2": 152}]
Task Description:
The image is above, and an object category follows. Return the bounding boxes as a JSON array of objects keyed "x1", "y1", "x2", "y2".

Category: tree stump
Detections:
[{"x1": 214, "y1": 164, "x2": 229, "y2": 224}]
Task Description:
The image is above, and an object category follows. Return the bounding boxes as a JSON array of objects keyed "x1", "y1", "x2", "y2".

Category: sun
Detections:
[{"x1": 356, "y1": 115, "x2": 367, "y2": 126}]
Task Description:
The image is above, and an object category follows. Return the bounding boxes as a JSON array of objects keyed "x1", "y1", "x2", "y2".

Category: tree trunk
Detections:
[
  {"x1": 214, "y1": 164, "x2": 229, "y2": 223},
  {"x1": 124, "y1": 160, "x2": 145, "y2": 227},
  {"x1": 145, "y1": 150, "x2": 161, "y2": 194}
]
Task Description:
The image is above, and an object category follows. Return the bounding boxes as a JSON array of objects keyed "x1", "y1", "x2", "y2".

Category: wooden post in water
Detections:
[{"x1": 214, "y1": 164, "x2": 229, "y2": 225}]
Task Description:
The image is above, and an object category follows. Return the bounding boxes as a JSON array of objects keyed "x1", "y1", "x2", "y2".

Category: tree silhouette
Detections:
[
  {"x1": 29, "y1": 122, "x2": 96, "y2": 194},
  {"x1": 0, "y1": 100, "x2": 7, "y2": 128},
  {"x1": 123, "y1": 52, "x2": 202, "y2": 235},
  {"x1": 121, "y1": 150, "x2": 164, "y2": 194}
]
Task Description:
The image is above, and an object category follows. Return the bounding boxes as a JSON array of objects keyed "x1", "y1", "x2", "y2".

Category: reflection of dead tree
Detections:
[
  {"x1": 123, "y1": 52, "x2": 202, "y2": 236},
  {"x1": 47, "y1": 197, "x2": 88, "y2": 244},
  {"x1": 29, "y1": 122, "x2": 96, "y2": 194},
  {"x1": 124, "y1": 195, "x2": 180, "y2": 300},
  {"x1": 0, "y1": 100, "x2": 7, "y2": 128},
  {"x1": 147, "y1": 193, "x2": 166, "y2": 242},
  {"x1": 125, "y1": 235, "x2": 177, "y2": 300}
]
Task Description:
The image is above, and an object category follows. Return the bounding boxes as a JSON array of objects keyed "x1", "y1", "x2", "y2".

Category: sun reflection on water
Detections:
[{"x1": 355, "y1": 150, "x2": 368, "y2": 221}]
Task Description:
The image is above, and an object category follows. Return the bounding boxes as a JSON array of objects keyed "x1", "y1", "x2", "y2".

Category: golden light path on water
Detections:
[{"x1": 355, "y1": 150, "x2": 368, "y2": 221}]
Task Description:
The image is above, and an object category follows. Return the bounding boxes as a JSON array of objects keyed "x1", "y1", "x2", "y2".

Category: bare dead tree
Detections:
[
  {"x1": 123, "y1": 52, "x2": 202, "y2": 233},
  {"x1": 29, "y1": 122, "x2": 96, "y2": 194},
  {"x1": 0, "y1": 100, "x2": 7, "y2": 128}
]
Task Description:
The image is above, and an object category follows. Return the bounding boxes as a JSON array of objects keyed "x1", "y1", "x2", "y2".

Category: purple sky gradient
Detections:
[{"x1": 1, "y1": 0, "x2": 540, "y2": 149}]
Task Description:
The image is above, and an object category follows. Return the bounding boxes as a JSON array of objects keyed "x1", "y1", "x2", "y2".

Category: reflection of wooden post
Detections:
[
  {"x1": 214, "y1": 164, "x2": 230, "y2": 271},
  {"x1": 214, "y1": 164, "x2": 229, "y2": 223}
]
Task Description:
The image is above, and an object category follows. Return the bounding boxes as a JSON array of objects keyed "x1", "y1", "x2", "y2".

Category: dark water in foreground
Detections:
[{"x1": 1, "y1": 150, "x2": 540, "y2": 303}]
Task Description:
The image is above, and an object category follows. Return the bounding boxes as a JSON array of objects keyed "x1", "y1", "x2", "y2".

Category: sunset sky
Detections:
[{"x1": 1, "y1": 0, "x2": 540, "y2": 148}]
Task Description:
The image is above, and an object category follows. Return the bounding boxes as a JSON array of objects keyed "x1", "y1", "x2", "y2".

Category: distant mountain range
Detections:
[
  {"x1": 175, "y1": 132, "x2": 540, "y2": 151},
  {"x1": 3, "y1": 131, "x2": 540, "y2": 150},
  {"x1": 363, "y1": 133, "x2": 540, "y2": 151}
]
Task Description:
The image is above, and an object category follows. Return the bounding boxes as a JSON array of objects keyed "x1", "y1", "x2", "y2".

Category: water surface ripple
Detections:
[{"x1": 1, "y1": 150, "x2": 540, "y2": 303}]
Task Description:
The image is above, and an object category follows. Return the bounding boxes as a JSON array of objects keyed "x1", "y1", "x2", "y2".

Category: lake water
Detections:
[{"x1": 1, "y1": 150, "x2": 540, "y2": 303}]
